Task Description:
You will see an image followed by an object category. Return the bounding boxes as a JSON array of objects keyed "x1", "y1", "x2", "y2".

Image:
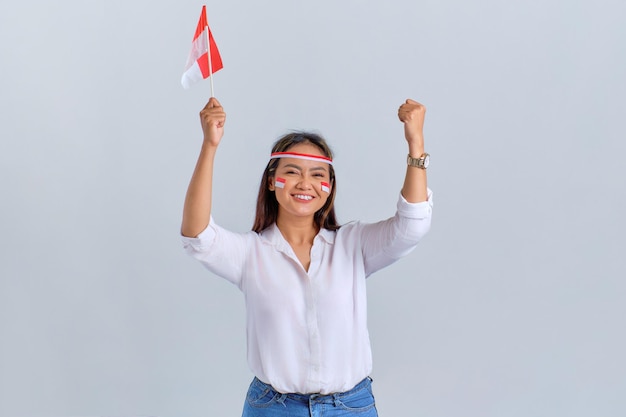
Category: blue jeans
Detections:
[{"x1": 242, "y1": 376, "x2": 378, "y2": 417}]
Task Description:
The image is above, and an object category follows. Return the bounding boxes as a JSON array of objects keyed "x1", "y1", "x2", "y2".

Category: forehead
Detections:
[
  {"x1": 285, "y1": 142, "x2": 325, "y2": 155},
  {"x1": 276, "y1": 143, "x2": 330, "y2": 170}
]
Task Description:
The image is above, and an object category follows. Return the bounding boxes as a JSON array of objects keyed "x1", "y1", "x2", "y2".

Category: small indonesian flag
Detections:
[
  {"x1": 275, "y1": 178, "x2": 286, "y2": 189},
  {"x1": 321, "y1": 182, "x2": 330, "y2": 193},
  {"x1": 181, "y1": 5, "x2": 223, "y2": 89}
]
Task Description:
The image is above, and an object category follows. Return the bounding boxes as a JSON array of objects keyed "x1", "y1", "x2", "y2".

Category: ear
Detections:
[{"x1": 268, "y1": 176, "x2": 275, "y2": 191}]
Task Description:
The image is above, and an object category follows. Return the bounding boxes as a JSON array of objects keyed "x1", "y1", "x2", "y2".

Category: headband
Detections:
[{"x1": 270, "y1": 152, "x2": 333, "y2": 165}]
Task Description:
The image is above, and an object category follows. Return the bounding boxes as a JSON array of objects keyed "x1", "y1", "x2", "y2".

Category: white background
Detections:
[{"x1": 1, "y1": 0, "x2": 625, "y2": 416}]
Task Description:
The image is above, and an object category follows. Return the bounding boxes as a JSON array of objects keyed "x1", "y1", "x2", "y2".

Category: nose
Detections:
[{"x1": 296, "y1": 177, "x2": 313, "y2": 190}]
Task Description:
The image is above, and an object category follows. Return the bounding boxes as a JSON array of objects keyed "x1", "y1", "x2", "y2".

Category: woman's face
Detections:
[{"x1": 269, "y1": 143, "x2": 333, "y2": 223}]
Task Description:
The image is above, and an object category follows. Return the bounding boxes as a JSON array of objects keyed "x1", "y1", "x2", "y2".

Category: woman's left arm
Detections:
[{"x1": 398, "y1": 99, "x2": 429, "y2": 203}]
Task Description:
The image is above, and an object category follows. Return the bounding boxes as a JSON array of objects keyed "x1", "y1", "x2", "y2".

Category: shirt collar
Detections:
[
  {"x1": 316, "y1": 227, "x2": 336, "y2": 244},
  {"x1": 260, "y1": 223, "x2": 336, "y2": 248}
]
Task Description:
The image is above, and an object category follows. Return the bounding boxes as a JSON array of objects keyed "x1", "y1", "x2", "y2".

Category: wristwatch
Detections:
[{"x1": 407, "y1": 153, "x2": 430, "y2": 169}]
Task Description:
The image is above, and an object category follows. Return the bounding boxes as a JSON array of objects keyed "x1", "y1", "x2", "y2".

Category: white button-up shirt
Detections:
[{"x1": 182, "y1": 191, "x2": 433, "y2": 394}]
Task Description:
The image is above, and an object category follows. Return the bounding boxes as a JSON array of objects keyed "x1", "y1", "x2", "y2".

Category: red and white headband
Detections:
[{"x1": 270, "y1": 152, "x2": 333, "y2": 165}]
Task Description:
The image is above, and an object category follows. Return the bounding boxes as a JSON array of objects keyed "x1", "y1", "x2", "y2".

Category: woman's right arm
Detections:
[{"x1": 181, "y1": 97, "x2": 226, "y2": 237}]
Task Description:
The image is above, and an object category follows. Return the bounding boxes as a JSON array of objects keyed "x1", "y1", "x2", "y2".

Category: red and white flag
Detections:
[
  {"x1": 321, "y1": 182, "x2": 330, "y2": 193},
  {"x1": 275, "y1": 178, "x2": 286, "y2": 189},
  {"x1": 181, "y1": 5, "x2": 223, "y2": 90}
]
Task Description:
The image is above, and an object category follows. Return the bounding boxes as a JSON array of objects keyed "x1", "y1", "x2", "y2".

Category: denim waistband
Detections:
[{"x1": 251, "y1": 376, "x2": 372, "y2": 404}]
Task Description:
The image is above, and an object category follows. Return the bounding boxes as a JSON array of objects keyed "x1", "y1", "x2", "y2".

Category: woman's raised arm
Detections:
[
  {"x1": 181, "y1": 97, "x2": 226, "y2": 237},
  {"x1": 398, "y1": 99, "x2": 429, "y2": 203}
]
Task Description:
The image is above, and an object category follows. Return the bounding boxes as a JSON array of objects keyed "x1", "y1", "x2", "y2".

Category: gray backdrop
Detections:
[{"x1": 1, "y1": 0, "x2": 624, "y2": 416}]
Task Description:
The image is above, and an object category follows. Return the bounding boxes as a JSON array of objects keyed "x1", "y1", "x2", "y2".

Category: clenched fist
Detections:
[
  {"x1": 398, "y1": 99, "x2": 426, "y2": 152},
  {"x1": 200, "y1": 97, "x2": 226, "y2": 147}
]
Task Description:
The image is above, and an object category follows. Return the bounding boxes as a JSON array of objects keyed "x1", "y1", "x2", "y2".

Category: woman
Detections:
[{"x1": 181, "y1": 97, "x2": 433, "y2": 416}]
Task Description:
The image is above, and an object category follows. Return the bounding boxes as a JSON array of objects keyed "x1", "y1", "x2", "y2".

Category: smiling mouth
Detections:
[{"x1": 293, "y1": 194, "x2": 314, "y2": 201}]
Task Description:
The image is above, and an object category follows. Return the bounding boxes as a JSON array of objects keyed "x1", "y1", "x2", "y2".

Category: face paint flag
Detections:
[
  {"x1": 275, "y1": 178, "x2": 286, "y2": 189},
  {"x1": 181, "y1": 5, "x2": 223, "y2": 90},
  {"x1": 321, "y1": 182, "x2": 330, "y2": 193}
]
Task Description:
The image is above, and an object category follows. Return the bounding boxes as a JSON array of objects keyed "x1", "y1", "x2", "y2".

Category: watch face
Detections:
[{"x1": 423, "y1": 155, "x2": 430, "y2": 168}]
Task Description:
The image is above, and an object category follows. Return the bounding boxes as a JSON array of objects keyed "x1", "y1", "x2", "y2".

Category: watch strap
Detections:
[{"x1": 407, "y1": 153, "x2": 429, "y2": 169}]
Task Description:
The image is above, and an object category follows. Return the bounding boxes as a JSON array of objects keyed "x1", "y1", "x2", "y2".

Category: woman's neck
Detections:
[{"x1": 275, "y1": 215, "x2": 318, "y2": 245}]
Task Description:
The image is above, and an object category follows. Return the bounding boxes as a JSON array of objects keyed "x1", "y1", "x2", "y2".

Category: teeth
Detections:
[{"x1": 294, "y1": 194, "x2": 313, "y2": 200}]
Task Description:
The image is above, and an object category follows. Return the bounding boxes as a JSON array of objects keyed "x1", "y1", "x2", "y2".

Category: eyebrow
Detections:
[{"x1": 282, "y1": 163, "x2": 328, "y2": 172}]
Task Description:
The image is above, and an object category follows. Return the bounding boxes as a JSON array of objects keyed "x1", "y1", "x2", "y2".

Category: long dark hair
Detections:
[{"x1": 252, "y1": 132, "x2": 339, "y2": 233}]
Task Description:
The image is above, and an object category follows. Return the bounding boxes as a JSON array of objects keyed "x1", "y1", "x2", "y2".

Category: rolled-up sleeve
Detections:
[
  {"x1": 361, "y1": 189, "x2": 433, "y2": 276},
  {"x1": 181, "y1": 216, "x2": 248, "y2": 288}
]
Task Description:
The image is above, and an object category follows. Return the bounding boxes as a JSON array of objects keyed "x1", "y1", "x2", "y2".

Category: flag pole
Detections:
[{"x1": 204, "y1": 5, "x2": 215, "y2": 97}]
